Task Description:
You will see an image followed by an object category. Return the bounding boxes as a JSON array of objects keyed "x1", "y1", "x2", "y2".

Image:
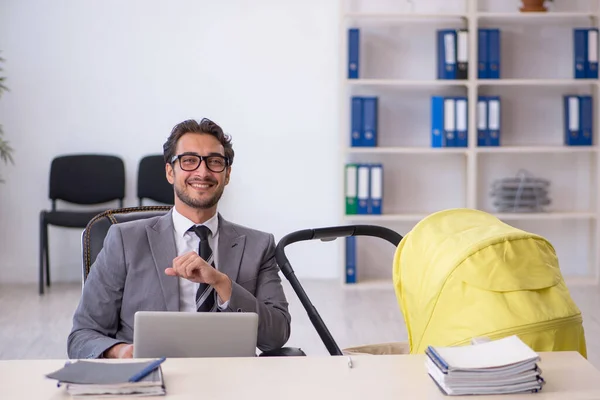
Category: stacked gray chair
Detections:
[{"x1": 490, "y1": 170, "x2": 551, "y2": 213}]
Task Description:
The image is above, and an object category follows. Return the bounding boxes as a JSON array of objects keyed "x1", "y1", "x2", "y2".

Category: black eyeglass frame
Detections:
[{"x1": 170, "y1": 152, "x2": 230, "y2": 173}]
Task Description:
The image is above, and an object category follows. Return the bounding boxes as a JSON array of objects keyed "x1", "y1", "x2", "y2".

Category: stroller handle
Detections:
[{"x1": 275, "y1": 225, "x2": 403, "y2": 356}]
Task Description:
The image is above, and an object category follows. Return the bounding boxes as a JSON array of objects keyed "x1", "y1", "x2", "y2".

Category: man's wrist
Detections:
[{"x1": 213, "y1": 273, "x2": 232, "y2": 302}]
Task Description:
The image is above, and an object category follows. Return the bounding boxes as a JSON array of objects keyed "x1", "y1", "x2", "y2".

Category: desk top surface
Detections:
[{"x1": 1, "y1": 352, "x2": 600, "y2": 399}]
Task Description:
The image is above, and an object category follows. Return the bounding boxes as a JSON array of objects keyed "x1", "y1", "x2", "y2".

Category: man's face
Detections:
[{"x1": 166, "y1": 133, "x2": 230, "y2": 210}]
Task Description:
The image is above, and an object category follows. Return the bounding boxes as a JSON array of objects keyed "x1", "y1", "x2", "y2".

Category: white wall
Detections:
[{"x1": 0, "y1": 0, "x2": 342, "y2": 283}]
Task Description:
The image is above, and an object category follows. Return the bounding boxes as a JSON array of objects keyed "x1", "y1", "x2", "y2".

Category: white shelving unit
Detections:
[{"x1": 339, "y1": 0, "x2": 600, "y2": 287}]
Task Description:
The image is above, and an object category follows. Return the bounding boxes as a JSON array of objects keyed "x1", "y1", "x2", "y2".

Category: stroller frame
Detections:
[{"x1": 275, "y1": 225, "x2": 403, "y2": 356}]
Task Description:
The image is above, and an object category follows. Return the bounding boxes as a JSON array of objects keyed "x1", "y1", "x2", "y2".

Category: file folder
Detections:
[
  {"x1": 431, "y1": 96, "x2": 445, "y2": 148},
  {"x1": 345, "y1": 236, "x2": 357, "y2": 284},
  {"x1": 369, "y1": 164, "x2": 383, "y2": 214},
  {"x1": 574, "y1": 29, "x2": 588, "y2": 79},
  {"x1": 579, "y1": 95, "x2": 593, "y2": 145},
  {"x1": 455, "y1": 97, "x2": 468, "y2": 147},
  {"x1": 348, "y1": 28, "x2": 360, "y2": 79},
  {"x1": 487, "y1": 96, "x2": 501, "y2": 146},
  {"x1": 357, "y1": 164, "x2": 370, "y2": 214},
  {"x1": 437, "y1": 30, "x2": 457, "y2": 79},
  {"x1": 350, "y1": 97, "x2": 363, "y2": 147},
  {"x1": 588, "y1": 28, "x2": 598, "y2": 79},
  {"x1": 444, "y1": 98, "x2": 456, "y2": 147},
  {"x1": 477, "y1": 96, "x2": 488, "y2": 146},
  {"x1": 563, "y1": 95, "x2": 579, "y2": 145},
  {"x1": 362, "y1": 97, "x2": 378, "y2": 147},
  {"x1": 487, "y1": 29, "x2": 501, "y2": 79},
  {"x1": 456, "y1": 29, "x2": 468, "y2": 80},
  {"x1": 478, "y1": 29, "x2": 488, "y2": 79},
  {"x1": 345, "y1": 164, "x2": 358, "y2": 215}
]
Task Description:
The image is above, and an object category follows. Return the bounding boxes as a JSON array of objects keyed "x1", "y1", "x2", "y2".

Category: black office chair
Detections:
[
  {"x1": 137, "y1": 155, "x2": 174, "y2": 206},
  {"x1": 81, "y1": 206, "x2": 305, "y2": 357},
  {"x1": 81, "y1": 206, "x2": 172, "y2": 283},
  {"x1": 39, "y1": 154, "x2": 125, "y2": 295}
]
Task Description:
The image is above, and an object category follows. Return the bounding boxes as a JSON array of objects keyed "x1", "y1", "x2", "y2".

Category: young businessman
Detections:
[{"x1": 67, "y1": 118, "x2": 291, "y2": 359}]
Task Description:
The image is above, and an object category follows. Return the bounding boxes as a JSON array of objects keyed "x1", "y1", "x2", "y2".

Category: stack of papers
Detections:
[
  {"x1": 46, "y1": 359, "x2": 166, "y2": 397},
  {"x1": 425, "y1": 335, "x2": 545, "y2": 396}
]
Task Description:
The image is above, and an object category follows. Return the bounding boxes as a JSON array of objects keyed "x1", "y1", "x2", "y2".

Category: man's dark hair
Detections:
[{"x1": 163, "y1": 118, "x2": 234, "y2": 166}]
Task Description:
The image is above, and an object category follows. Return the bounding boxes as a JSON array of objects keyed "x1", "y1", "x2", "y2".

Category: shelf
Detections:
[
  {"x1": 477, "y1": 79, "x2": 598, "y2": 86},
  {"x1": 477, "y1": 12, "x2": 596, "y2": 22},
  {"x1": 343, "y1": 212, "x2": 597, "y2": 223},
  {"x1": 493, "y1": 212, "x2": 597, "y2": 221},
  {"x1": 347, "y1": 79, "x2": 467, "y2": 87},
  {"x1": 344, "y1": 12, "x2": 467, "y2": 21},
  {"x1": 347, "y1": 147, "x2": 467, "y2": 155},
  {"x1": 343, "y1": 214, "x2": 427, "y2": 222},
  {"x1": 476, "y1": 146, "x2": 598, "y2": 154}
]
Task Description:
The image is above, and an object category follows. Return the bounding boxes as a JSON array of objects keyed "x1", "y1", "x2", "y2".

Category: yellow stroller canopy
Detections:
[{"x1": 392, "y1": 208, "x2": 586, "y2": 357}]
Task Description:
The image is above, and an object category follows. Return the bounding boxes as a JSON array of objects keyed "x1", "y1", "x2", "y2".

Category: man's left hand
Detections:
[{"x1": 165, "y1": 251, "x2": 232, "y2": 302}]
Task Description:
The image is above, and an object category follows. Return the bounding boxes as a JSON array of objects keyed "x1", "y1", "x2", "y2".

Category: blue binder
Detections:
[
  {"x1": 487, "y1": 96, "x2": 501, "y2": 146},
  {"x1": 357, "y1": 164, "x2": 370, "y2": 214},
  {"x1": 563, "y1": 95, "x2": 580, "y2": 145},
  {"x1": 574, "y1": 29, "x2": 588, "y2": 79},
  {"x1": 580, "y1": 95, "x2": 593, "y2": 145},
  {"x1": 348, "y1": 28, "x2": 360, "y2": 79},
  {"x1": 345, "y1": 236, "x2": 356, "y2": 284},
  {"x1": 478, "y1": 29, "x2": 488, "y2": 79},
  {"x1": 455, "y1": 96, "x2": 468, "y2": 147},
  {"x1": 437, "y1": 30, "x2": 457, "y2": 80},
  {"x1": 477, "y1": 96, "x2": 488, "y2": 146},
  {"x1": 444, "y1": 98, "x2": 456, "y2": 147},
  {"x1": 487, "y1": 29, "x2": 501, "y2": 79},
  {"x1": 350, "y1": 97, "x2": 363, "y2": 147},
  {"x1": 362, "y1": 97, "x2": 378, "y2": 147},
  {"x1": 431, "y1": 96, "x2": 445, "y2": 148},
  {"x1": 588, "y1": 28, "x2": 598, "y2": 79},
  {"x1": 369, "y1": 163, "x2": 383, "y2": 214}
]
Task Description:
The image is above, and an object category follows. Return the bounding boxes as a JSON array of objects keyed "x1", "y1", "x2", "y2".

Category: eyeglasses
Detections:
[{"x1": 171, "y1": 153, "x2": 230, "y2": 173}]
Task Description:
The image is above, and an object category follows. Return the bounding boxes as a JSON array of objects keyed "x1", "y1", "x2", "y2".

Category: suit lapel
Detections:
[
  {"x1": 217, "y1": 214, "x2": 245, "y2": 283},
  {"x1": 147, "y1": 211, "x2": 180, "y2": 311}
]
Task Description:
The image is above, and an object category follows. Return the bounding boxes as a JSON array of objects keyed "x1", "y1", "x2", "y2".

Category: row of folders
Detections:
[
  {"x1": 347, "y1": 27, "x2": 599, "y2": 80},
  {"x1": 345, "y1": 163, "x2": 382, "y2": 215},
  {"x1": 350, "y1": 95, "x2": 594, "y2": 148}
]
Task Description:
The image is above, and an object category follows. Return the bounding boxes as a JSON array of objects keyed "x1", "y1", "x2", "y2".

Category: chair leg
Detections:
[
  {"x1": 44, "y1": 223, "x2": 50, "y2": 287},
  {"x1": 39, "y1": 213, "x2": 46, "y2": 295}
]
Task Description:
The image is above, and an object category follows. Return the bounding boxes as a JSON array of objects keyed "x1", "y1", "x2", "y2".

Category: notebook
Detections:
[{"x1": 46, "y1": 359, "x2": 166, "y2": 397}]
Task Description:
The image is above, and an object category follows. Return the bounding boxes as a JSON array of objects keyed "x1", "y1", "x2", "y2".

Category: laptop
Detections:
[{"x1": 133, "y1": 311, "x2": 259, "y2": 358}]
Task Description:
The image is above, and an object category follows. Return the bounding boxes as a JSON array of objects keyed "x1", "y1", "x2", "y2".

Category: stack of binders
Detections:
[
  {"x1": 564, "y1": 95, "x2": 593, "y2": 145},
  {"x1": 477, "y1": 96, "x2": 501, "y2": 146},
  {"x1": 426, "y1": 335, "x2": 545, "y2": 396},
  {"x1": 478, "y1": 28, "x2": 501, "y2": 79},
  {"x1": 431, "y1": 96, "x2": 468, "y2": 147},
  {"x1": 350, "y1": 96, "x2": 378, "y2": 147},
  {"x1": 436, "y1": 29, "x2": 469, "y2": 80},
  {"x1": 574, "y1": 28, "x2": 599, "y2": 79},
  {"x1": 344, "y1": 163, "x2": 383, "y2": 215}
]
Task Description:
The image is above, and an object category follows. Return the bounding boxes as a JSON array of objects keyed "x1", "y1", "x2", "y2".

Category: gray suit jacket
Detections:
[{"x1": 67, "y1": 211, "x2": 291, "y2": 359}]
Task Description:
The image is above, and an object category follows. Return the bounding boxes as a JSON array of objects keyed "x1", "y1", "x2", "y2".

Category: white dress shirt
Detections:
[{"x1": 171, "y1": 207, "x2": 229, "y2": 312}]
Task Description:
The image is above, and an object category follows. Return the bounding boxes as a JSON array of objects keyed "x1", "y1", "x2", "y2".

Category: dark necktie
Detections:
[{"x1": 190, "y1": 225, "x2": 216, "y2": 312}]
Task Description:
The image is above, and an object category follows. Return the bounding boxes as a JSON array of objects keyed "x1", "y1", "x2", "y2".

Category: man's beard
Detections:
[{"x1": 175, "y1": 181, "x2": 224, "y2": 209}]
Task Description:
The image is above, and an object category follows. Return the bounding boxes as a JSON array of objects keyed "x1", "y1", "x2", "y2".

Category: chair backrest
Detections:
[
  {"x1": 81, "y1": 206, "x2": 172, "y2": 283},
  {"x1": 137, "y1": 155, "x2": 174, "y2": 205},
  {"x1": 49, "y1": 154, "x2": 126, "y2": 205}
]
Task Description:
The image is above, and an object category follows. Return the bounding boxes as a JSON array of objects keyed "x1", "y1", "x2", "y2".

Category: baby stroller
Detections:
[{"x1": 276, "y1": 208, "x2": 587, "y2": 357}]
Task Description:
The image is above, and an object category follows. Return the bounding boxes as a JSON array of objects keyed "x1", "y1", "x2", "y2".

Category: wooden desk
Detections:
[{"x1": 2, "y1": 352, "x2": 600, "y2": 399}]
